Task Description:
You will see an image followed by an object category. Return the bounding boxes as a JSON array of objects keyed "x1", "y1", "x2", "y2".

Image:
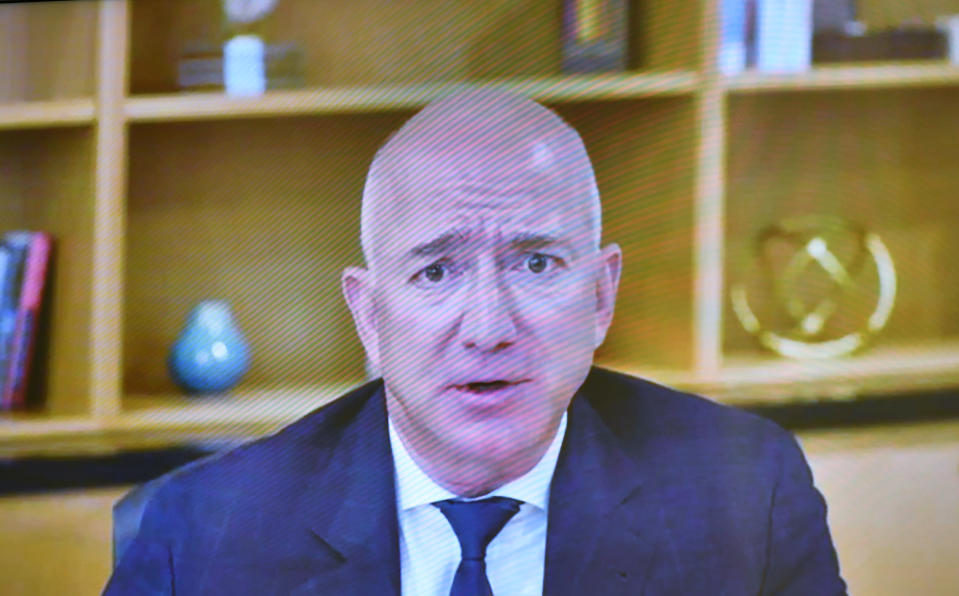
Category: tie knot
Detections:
[{"x1": 433, "y1": 497, "x2": 522, "y2": 560}]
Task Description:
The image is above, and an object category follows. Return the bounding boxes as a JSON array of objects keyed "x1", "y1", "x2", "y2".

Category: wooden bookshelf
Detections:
[{"x1": 2, "y1": 0, "x2": 959, "y2": 457}]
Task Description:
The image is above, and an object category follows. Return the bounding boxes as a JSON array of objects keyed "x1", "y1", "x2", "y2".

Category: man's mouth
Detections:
[
  {"x1": 463, "y1": 381, "x2": 510, "y2": 393},
  {"x1": 454, "y1": 380, "x2": 526, "y2": 394}
]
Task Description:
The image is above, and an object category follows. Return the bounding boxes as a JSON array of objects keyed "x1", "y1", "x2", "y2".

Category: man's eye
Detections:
[
  {"x1": 411, "y1": 260, "x2": 463, "y2": 288},
  {"x1": 423, "y1": 263, "x2": 446, "y2": 282},
  {"x1": 525, "y1": 253, "x2": 554, "y2": 274}
]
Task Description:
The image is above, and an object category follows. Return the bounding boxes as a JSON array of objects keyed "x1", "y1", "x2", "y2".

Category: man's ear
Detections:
[
  {"x1": 593, "y1": 243, "x2": 622, "y2": 349},
  {"x1": 342, "y1": 266, "x2": 381, "y2": 372}
]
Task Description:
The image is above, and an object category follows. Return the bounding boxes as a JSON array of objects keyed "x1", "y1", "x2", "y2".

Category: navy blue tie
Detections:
[{"x1": 433, "y1": 497, "x2": 522, "y2": 596}]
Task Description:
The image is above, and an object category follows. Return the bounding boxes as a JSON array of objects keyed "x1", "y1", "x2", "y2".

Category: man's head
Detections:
[{"x1": 342, "y1": 88, "x2": 622, "y2": 496}]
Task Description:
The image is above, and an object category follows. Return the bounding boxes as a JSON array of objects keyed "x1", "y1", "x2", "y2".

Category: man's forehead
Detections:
[
  {"x1": 383, "y1": 130, "x2": 581, "y2": 200},
  {"x1": 379, "y1": 89, "x2": 584, "y2": 176},
  {"x1": 392, "y1": 142, "x2": 563, "y2": 189},
  {"x1": 380, "y1": 204, "x2": 587, "y2": 260},
  {"x1": 361, "y1": 89, "x2": 601, "y2": 267},
  {"x1": 374, "y1": 144, "x2": 593, "y2": 254},
  {"x1": 394, "y1": 174, "x2": 584, "y2": 216}
]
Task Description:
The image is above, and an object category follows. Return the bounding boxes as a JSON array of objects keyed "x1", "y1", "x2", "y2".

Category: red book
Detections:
[{"x1": 2, "y1": 232, "x2": 52, "y2": 410}]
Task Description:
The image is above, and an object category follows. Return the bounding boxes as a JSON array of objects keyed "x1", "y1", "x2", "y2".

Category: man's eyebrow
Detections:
[
  {"x1": 409, "y1": 230, "x2": 470, "y2": 257},
  {"x1": 507, "y1": 232, "x2": 569, "y2": 252},
  {"x1": 505, "y1": 232, "x2": 579, "y2": 260},
  {"x1": 408, "y1": 230, "x2": 576, "y2": 259}
]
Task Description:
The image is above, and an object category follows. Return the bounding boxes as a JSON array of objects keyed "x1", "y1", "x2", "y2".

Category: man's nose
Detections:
[{"x1": 458, "y1": 267, "x2": 518, "y2": 353}]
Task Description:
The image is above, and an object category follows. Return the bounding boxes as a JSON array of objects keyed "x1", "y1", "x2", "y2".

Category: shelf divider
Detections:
[
  {"x1": 692, "y1": 0, "x2": 726, "y2": 375},
  {"x1": 90, "y1": 0, "x2": 130, "y2": 418}
]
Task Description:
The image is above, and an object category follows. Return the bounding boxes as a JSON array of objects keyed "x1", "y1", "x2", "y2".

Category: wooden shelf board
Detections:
[
  {"x1": 121, "y1": 382, "x2": 354, "y2": 429},
  {"x1": 607, "y1": 341, "x2": 959, "y2": 405},
  {"x1": 725, "y1": 61, "x2": 959, "y2": 93},
  {"x1": 125, "y1": 71, "x2": 698, "y2": 122},
  {"x1": 0, "y1": 383, "x2": 356, "y2": 457},
  {"x1": 0, "y1": 414, "x2": 112, "y2": 457},
  {"x1": 0, "y1": 99, "x2": 95, "y2": 129},
  {"x1": 712, "y1": 341, "x2": 959, "y2": 403}
]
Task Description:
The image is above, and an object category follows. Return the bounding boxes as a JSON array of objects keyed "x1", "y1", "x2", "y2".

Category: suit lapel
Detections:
[
  {"x1": 292, "y1": 384, "x2": 401, "y2": 595},
  {"x1": 544, "y1": 382, "x2": 670, "y2": 595}
]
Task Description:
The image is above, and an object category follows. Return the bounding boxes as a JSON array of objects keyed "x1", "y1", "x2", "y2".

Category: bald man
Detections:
[{"x1": 105, "y1": 90, "x2": 846, "y2": 596}]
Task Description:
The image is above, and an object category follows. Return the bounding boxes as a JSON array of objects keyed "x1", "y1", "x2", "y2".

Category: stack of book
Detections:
[
  {"x1": 177, "y1": 41, "x2": 305, "y2": 92},
  {"x1": 0, "y1": 231, "x2": 53, "y2": 412}
]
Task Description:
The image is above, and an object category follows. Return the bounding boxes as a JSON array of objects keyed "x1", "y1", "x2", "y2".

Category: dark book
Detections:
[
  {"x1": 0, "y1": 235, "x2": 29, "y2": 411},
  {"x1": 1, "y1": 231, "x2": 53, "y2": 411},
  {"x1": 0, "y1": 245, "x2": 13, "y2": 405}
]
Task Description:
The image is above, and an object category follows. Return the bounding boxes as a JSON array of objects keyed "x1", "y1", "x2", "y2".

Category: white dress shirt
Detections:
[{"x1": 388, "y1": 413, "x2": 568, "y2": 596}]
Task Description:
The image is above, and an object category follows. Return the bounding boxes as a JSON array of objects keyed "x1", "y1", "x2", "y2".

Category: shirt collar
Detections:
[{"x1": 389, "y1": 411, "x2": 568, "y2": 513}]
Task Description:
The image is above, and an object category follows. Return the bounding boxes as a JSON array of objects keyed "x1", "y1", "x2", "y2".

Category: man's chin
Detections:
[
  {"x1": 444, "y1": 432, "x2": 549, "y2": 497},
  {"x1": 446, "y1": 419, "x2": 543, "y2": 463}
]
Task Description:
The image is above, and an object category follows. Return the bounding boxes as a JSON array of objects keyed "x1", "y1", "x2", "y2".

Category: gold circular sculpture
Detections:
[{"x1": 730, "y1": 215, "x2": 897, "y2": 359}]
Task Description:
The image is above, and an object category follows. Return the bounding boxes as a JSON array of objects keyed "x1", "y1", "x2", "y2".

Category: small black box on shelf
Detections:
[{"x1": 813, "y1": 28, "x2": 948, "y2": 63}]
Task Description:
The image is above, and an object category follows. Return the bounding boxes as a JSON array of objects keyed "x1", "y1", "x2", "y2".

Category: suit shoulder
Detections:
[
  {"x1": 148, "y1": 379, "x2": 383, "y2": 499},
  {"x1": 584, "y1": 366, "x2": 794, "y2": 458}
]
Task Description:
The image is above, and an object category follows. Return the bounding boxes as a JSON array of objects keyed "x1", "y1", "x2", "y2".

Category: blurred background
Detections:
[{"x1": 1, "y1": 0, "x2": 958, "y2": 593}]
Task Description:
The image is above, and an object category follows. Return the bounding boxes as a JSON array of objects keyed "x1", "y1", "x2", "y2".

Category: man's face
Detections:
[{"x1": 344, "y1": 107, "x2": 620, "y2": 489}]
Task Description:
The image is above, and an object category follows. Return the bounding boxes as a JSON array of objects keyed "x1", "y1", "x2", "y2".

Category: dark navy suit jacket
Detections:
[{"x1": 104, "y1": 367, "x2": 846, "y2": 595}]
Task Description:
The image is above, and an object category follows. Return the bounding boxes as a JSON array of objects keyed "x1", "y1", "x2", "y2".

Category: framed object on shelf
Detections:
[{"x1": 729, "y1": 215, "x2": 897, "y2": 360}]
